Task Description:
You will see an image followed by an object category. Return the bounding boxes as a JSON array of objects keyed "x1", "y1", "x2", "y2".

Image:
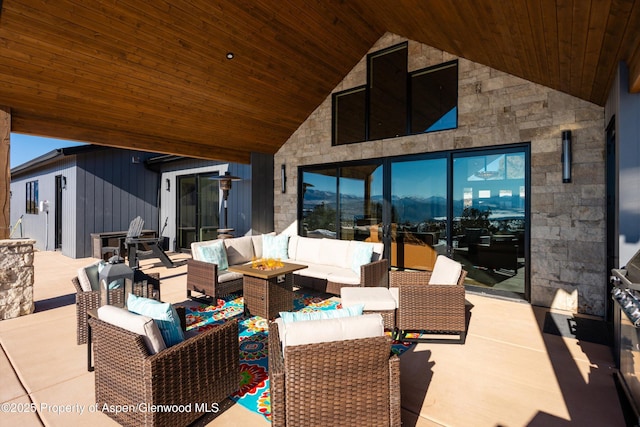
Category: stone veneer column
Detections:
[{"x1": 0, "y1": 239, "x2": 35, "y2": 320}]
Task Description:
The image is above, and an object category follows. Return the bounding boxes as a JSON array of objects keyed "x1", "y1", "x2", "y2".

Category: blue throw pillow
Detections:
[
  {"x1": 197, "y1": 240, "x2": 228, "y2": 271},
  {"x1": 127, "y1": 294, "x2": 185, "y2": 347},
  {"x1": 262, "y1": 234, "x2": 289, "y2": 260},
  {"x1": 351, "y1": 242, "x2": 374, "y2": 274},
  {"x1": 279, "y1": 304, "x2": 364, "y2": 323}
]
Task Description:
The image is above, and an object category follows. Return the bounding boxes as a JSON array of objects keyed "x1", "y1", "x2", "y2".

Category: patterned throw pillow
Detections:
[
  {"x1": 351, "y1": 242, "x2": 373, "y2": 274},
  {"x1": 262, "y1": 234, "x2": 290, "y2": 260},
  {"x1": 127, "y1": 294, "x2": 185, "y2": 347},
  {"x1": 197, "y1": 240, "x2": 229, "y2": 271},
  {"x1": 279, "y1": 304, "x2": 364, "y2": 323}
]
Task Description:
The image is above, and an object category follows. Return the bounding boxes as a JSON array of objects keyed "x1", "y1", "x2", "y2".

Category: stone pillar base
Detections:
[{"x1": 0, "y1": 239, "x2": 35, "y2": 320}]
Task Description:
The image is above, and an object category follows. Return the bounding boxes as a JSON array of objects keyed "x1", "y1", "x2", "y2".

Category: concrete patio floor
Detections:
[{"x1": 0, "y1": 250, "x2": 627, "y2": 426}]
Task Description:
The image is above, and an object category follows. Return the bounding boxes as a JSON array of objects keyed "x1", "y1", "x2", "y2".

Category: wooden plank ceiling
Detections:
[{"x1": 0, "y1": 0, "x2": 639, "y2": 163}]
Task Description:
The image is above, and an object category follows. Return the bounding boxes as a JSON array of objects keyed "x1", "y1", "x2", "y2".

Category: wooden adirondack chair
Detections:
[{"x1": 124, "y1": 216, "x2": 176, "y2": 268}]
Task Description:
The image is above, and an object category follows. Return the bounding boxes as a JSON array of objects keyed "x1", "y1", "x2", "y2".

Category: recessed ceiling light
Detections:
[{"x1": 226, "y1": 52, "x2": 234, "y2": 60}]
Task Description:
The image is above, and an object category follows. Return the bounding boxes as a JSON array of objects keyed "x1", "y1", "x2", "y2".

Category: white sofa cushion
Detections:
[
  {"x1": 218, "y1": 270, "x2": 243, "y2": 283},
  {"x1": 276, "y1": 313, "x2": 385, "y2": 349},
  {"x1": 224, "y1": 235, "x2": 255, "y2": 265},
  {"x1": 326, "y1": 269, "x2": 361, "y2": 285},
  {"x1": 428, "y1": 255, "x2": 462, "y2": 285},
  {"x1": 293, "y1": 236, "x2": 323, "y2": 264},
  {"x1": 97, "y1": 305, "x2": 167, "y2": 355},
  {"x1": 317, "y1": 238, "x2": 350, "y2": 269}
]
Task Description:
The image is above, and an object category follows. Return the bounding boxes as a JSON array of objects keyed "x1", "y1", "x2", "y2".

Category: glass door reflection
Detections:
[
  {"x1": 390, "y1": 157, "x2": 447, "y2": 270},
  {"x1": 452, "y1": 152, "x2": 526, "y2": 293}
]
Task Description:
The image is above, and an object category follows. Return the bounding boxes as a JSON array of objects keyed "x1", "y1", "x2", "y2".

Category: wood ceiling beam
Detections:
[{"x1": 10, "y1": 115, "x2": 253, "y2": 163}]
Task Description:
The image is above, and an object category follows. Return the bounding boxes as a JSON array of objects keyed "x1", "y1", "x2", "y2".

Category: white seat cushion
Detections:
[
  {"x1": 341, "y1": 287, "x2": 397, "y2": 311},
  {"x1": 276, "y1": 313, "x2": 385, "y2": 349},
  {"x1": 97, "y1": 305, "x2": 166, "y2": 354},
  {"x1": 428, "y1": 255, "x2": 463, "y2": 285},
  {"x1": 218, "y1": 270, "x2": 243, "y2": 283}
]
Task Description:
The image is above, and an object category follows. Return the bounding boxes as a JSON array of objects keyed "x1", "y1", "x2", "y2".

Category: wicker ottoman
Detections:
[{"x1": 340, "y1": 287, "x2": 397, "y2": 330}]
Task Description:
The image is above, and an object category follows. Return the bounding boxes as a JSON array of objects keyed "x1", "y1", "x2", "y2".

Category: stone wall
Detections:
[
  {"x1": 274, "y1": 33, "x2": 606, "y2": 316},
  {"x1": 0, "y1": 239, "x2": 35, "y2": 320}
]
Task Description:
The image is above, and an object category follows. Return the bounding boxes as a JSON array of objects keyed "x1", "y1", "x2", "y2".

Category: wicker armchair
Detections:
[
  {"x1": 391, "y1": 260, "x2": 468, "y2": 344},
  {"x1": 186, "y1": 259, "x2": 244, "y2": 301},
  {"x1": 72, "y1": 271, "x2": 160, "y2": 345},
  {"x1": 269, "y1": 320, "x2": 401, "y2": 427},
  {"x1": 89, "y1": 317, "x2": 239, "y2": 427}
]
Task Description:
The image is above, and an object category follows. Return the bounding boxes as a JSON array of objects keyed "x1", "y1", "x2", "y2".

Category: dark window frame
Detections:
[
  {"x1": 25, "y1": 180, "x2": 38, "y2": 214},
  {"x1": 409, "y1": 60, "x2": 459, "y2": 134},
  {"x1": 331, "y1": 43, "x2": 459, "y2": 146}
]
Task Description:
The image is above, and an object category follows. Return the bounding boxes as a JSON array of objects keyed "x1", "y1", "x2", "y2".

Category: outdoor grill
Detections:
[{"x1": 611, "y1": 248, "x2": 640, "y2": 424}]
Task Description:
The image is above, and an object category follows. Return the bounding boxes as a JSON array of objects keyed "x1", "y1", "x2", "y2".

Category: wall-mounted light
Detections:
[
  {"x1": 131, "y1": 156, "x2": 140, "y2": 164},
  {"x1": 165, "y1": 178, "x2": 170, "y2": 192},
  {"x1": 281, "y1": 164, "x2": 286, "y2": 193},
  {"x1": 562, "y1": 130, "x2": 572, "y2": 183},
  {"x1": 62, "y1": 176, "x2": 67, "y2": 189}
]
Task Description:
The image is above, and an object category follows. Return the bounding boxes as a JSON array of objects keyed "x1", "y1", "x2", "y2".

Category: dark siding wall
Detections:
[
  {"x1": 75, "y1": 149, "x2": 159, "y2": 258},
  {"x1": 251, "y1": 152, "x2": 274, "y2": 234}
]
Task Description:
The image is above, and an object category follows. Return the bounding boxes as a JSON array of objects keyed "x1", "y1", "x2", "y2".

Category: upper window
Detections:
[
  {"x1": 26, "y1": 180, "x2": 38, "y2": 214},
  {"x1": 368, "y1": 44, "x2": 408, "y2": 140},
  {"x1": 410, "y1": 61, "x2": 458, "y2": 133},
  {"x1": 332, "y1": 43, "x2": 458, "y2": 146}
]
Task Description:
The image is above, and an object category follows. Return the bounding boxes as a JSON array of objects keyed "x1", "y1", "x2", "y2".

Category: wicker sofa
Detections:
[
  {"x1": 269, "y1": 315, "x2": 400, "y2": 426},
  {"x1": 89, "y1": 315, "x2": 239, "y2": 427},
  {"x1": 187, "y1": 234, "x2": 388, "y2": 299}
]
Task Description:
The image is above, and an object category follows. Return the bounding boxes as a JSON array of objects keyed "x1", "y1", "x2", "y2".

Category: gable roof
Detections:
[{"x1": 1, "y1": 1, "x2": 638, "y2": 163}]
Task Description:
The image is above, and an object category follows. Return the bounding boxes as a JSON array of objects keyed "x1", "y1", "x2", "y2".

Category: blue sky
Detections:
[{"x1": 10, "y1": 133, "x2": 87, "y2": 168}]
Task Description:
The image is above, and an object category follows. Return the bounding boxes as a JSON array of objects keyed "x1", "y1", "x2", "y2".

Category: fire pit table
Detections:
[{"x1": 228, "y1": 261, "x2": 307, "y2": 319}]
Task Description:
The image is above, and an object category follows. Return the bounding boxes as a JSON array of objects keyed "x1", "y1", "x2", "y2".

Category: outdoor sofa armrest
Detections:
[
  {"x1": 186, "y1": 258, "x2": 244, "y2": 299},
  {"x1": 361, "y1": 258, "x2": 390, "y2": 288},
  {"x1": 268, "y1": 321, "x2": 286, "y2": 427}
]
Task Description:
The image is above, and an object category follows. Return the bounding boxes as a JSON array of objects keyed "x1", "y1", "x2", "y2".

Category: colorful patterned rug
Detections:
[{"x1": 185, "y1": 293, "x2": 413, "y2": 422}]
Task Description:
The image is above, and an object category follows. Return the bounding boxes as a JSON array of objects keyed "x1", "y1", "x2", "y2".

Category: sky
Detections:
[{"x1": 10, "y1": 133, "x2": 87, "y2": 169}]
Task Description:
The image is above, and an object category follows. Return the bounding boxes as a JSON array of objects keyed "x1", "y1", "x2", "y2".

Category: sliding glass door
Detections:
[
  {"x1": 299, "y1": 145, "x2": 529, "y2": 298},
  {"x1": 390, "y1": 157, "x2": 447, "y2": 270},
  {"x1": 177, "y1": 173, "x2": 219, "y2": 251},
  {"x1": 452, "y1": 150, "x2": 527, "y2": 295}
]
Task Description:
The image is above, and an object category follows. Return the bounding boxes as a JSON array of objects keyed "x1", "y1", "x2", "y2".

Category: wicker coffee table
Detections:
[{"x1": 228, "y1": 262, "x2": 307, "y2": 319}]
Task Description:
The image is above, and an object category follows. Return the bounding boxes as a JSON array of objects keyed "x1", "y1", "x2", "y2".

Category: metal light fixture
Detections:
[
  {"x1": 211, "y1": 171, "x2": 242, "y2": 230},
  {"x1": 562, "y1": 130, "x2": 572, "y2": 183},
  {"x1": 281, "y1": 164, "x2": 286, "y2": 193}
]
